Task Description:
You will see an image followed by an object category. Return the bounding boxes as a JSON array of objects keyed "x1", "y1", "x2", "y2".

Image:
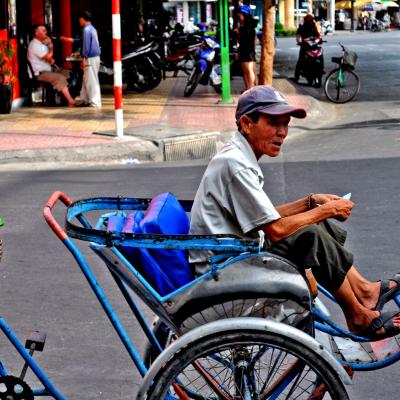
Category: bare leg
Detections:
[
  {"x1": 61, "y1": 87, "x2": 76, "y2": 106},
  {"x1": 241, "y1": 62, "x2": 256, "y2": 90},
  {"x1": 334, "y1": 273, "x2": 400, "y2": 335},
  {"x1": 346, "y1": 266, "x2": 398, "y2": 310}
]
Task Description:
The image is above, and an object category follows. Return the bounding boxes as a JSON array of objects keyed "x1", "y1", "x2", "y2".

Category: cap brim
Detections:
[{"x1": 257, "y1": 103, "x2": 307, "y2": 119}]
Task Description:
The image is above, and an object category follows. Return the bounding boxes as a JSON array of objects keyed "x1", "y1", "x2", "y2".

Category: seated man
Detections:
[
  {"x1": 189, "y1": 85, "x2": 400, "y2": 340},
  {"x1": 28, "y1": 24, "x2": 76, "y2": 106}
]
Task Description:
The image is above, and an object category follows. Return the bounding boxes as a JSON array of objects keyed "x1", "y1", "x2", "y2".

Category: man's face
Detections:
[
  {"x1": 241, "y1": 113, "x2": 290, "y2": 159},
  {"x1": 35, "y1": 26, "x2": 48, "y2": 41},
  {"x1": 79, "y1": 17, "x2": 85, "y2": 27}
]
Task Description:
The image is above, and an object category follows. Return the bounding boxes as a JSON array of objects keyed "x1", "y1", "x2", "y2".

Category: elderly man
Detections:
[
  {"x1": 28, "y1": 24, "x2": 76, "y2": 106},
  {"x1": 189, "y1": 85, "x2": 400, "y2": 340}
]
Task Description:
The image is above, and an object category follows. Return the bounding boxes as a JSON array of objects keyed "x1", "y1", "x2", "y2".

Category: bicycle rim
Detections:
[
  {"x1": 146, "y1": 331, "x2": 349, "y2": 399},
  {"x1": 324, "y1": 68, "x2": 360, "y2": 103}
]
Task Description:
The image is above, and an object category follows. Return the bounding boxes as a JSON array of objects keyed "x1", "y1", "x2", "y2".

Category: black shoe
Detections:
[{"x1": 290, "y1": 77, "x2": 299, "y2": 83}]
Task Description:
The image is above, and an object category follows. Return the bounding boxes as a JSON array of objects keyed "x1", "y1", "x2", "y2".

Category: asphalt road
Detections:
[
  {"x1": 275, "y1": 30, "x2": 400, "y2": 102},
  {"x1": 1, "y1": 158, "x2": 400, "y2": 399},
  {"x1": 274, "y1": 30, "x2": 400, "y2": 163}
]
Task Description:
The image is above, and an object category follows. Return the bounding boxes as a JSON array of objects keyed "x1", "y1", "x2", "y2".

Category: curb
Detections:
[{"x1": 1, "y1": 79, "x2": 336, "y2": 167}]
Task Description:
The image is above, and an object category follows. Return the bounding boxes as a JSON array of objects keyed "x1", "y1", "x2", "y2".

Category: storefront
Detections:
[{"x1": 0, "y1": 0, "x2": 167, "y2": 109}]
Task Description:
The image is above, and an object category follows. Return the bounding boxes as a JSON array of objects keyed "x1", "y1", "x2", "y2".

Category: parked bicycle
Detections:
[{"x1": 324, "y1": 42, "x2": 360, "y2": 103}]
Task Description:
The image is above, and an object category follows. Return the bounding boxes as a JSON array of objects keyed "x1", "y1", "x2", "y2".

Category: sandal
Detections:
[
  {"x1": 362, "y1": 310, "x2": 400, "y2": 341},
  {"x1": 374, "y1": 274, "x2": 400, "y2": 311}
]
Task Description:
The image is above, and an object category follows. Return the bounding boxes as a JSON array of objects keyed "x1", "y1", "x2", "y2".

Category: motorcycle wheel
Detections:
[
  {"x1": 184, "y1": 68, "x2": 202, "y2": 97},
  {"x1": 126, "y1": 65, "x2": 162, "y2": 93}
]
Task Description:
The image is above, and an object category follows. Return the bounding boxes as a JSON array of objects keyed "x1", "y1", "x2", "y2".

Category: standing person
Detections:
[
  {"x1": 60, "y1": 11, "x2": 101, "y2": 108},
  {"x1": 28, "y1": 24, "x2": 76, "y2": 106},
  {"x1": 189, "y1": 85, "x2": 400, "y2": 340},
  {"x1": 237, "y1": 5, "x2": 257, "y2": 90},
  {"x1": 293, "y1": 14, "x2": 323, "y2": 83}
]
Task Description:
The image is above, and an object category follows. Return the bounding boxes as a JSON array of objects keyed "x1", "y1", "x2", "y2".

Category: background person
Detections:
[
  {"x1": 189, "y1": 85, "x2": 400, "y2": 341},
  {"x1": 237, "y1": 5, "x2": 257, "y2": 90},
  {"x1": 28, "y1": 24, "x2": 76, "y2": 106},
  {"x1": 293, "y1": 14, "x2": 323, "y2": 83},
  {"x1": 60, "y1": 11, "x2": 101, "y2": 108}
]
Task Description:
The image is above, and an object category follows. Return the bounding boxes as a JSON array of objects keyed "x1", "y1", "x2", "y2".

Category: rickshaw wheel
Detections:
[{"x1": 145, "y1": 330, "x2": 349, "y2": 400}]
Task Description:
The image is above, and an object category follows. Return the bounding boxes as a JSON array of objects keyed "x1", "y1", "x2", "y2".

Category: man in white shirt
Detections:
[{"x1": 28, "y1": 24, "x2": 76, "y2": 106}]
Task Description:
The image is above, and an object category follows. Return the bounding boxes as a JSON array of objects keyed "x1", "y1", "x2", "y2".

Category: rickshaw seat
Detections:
[{"x1": 107, "y1": 192, "x2": 193, "y2": 296}]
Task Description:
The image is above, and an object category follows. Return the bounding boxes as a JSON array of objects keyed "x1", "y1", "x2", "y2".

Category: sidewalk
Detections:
[{"x1": 0, "y1": 74, "x2": 331, "y2": 167}]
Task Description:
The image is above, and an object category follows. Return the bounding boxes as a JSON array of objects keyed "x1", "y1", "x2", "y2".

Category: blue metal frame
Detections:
[
  {"x1": 63, "y1": 197, "x2": 400, "y2": 376},
  {"x1": 2, "y1": 194, "x2": 400, "y2": 399},
  {"x1": 0, "y1": 318, "x2": 65, "y2": 399},
  {"x1": 315, "y1": 284, "x2": 400, "y2": 371}
]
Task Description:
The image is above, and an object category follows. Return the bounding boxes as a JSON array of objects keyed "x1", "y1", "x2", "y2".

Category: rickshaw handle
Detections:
[{"x1": 43, "y1": 191, "x2": 73, "y2": 241}]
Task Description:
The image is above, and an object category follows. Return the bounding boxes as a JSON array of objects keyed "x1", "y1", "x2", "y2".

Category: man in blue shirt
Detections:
[{"x1": 61, "y1": 11, "x2": 101, "y2": 107}]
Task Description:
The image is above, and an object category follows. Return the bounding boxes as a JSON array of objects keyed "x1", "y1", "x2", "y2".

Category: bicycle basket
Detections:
[{"x1": 343, "y1": 50, "x2": 357, "y2": 69}]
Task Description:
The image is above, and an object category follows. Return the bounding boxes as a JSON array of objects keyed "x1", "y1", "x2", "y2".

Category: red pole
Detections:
[
  {"x1": 59, "y1": 0, "x2": 72, "y2": 68},
  {"x1": 112, "y1": 0, "x2": 124, "y2": 137}
]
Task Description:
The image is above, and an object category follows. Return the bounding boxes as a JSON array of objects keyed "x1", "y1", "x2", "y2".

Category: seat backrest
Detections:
[
  {"x1": 107, "y1": 193, "x2": 194, "y2": 296},
  {"x1": 140, "y1": 192, "x2": 193, "y2": 289}
]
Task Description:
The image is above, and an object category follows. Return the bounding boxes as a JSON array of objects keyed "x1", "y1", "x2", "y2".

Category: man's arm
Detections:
[
  {"x1": 276, "y1": 193, "x2": 342, "y2": 217},
  {"x1": 41, "y1": 38, "x2": 54, "y2": 64},
  {"x1": 263, "y1": 197, "x2": 354, "y2": 242}
]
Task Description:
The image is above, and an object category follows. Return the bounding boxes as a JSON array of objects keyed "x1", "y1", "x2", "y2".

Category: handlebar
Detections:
[{"x1": 43, "y1": 191, "x2": 73, "y2": 241}]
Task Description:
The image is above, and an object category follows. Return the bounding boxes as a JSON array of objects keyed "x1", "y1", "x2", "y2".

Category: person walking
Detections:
[
  {"x1": 60, "y1": 11, "x2": 101, "y2": 108},
  {"x1": 237, "y1": 5, "x2": 257, "y2": 90}
]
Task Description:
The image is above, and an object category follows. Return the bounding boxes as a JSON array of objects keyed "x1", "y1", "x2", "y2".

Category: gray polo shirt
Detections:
[{"x1": 189, "y1": 131, "x2": 281, "y2": 266}]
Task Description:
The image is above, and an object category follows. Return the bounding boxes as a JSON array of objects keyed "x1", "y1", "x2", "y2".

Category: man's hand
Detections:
[
  {"x1": 320, "y1": 199, "x2": 354, "y2": 222},
  {"x1": 311, "y1": 193, "x2": 341, "y2": 207}
]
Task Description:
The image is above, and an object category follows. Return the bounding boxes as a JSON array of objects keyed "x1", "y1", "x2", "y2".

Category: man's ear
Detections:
[{"x1": 239, "y1": 115, "x2": 252, "y2": 134}]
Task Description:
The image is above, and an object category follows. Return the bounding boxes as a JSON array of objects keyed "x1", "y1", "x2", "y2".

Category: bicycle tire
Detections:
[
  {"x1": 145, "y1": 330, "x2": 349, "y2": 399},
  {"x1": 324, "y1": 68, "x2": 360, "y2": 103}
]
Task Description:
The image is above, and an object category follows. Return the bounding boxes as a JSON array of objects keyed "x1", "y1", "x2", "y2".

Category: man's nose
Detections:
[{"x1": 276, "y1": 125, "x2": 288, "y2": 137}]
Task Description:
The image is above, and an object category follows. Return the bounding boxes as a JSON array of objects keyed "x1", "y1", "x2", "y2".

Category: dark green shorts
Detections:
[{"x1": 268, "y1": 220, "x2": 354, "y2": 293}]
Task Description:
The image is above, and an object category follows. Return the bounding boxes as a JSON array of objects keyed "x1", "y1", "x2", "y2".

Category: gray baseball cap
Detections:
[{"x1": 235, "y1": 86, "x2": 307, "y2": 123}]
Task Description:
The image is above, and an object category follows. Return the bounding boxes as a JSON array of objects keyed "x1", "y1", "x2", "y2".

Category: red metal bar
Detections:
[{"x1": 43, "y1": 191, "x2": 73, "y2": 241}]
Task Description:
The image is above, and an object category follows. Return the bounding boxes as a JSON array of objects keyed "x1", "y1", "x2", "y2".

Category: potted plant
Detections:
[{"x1": 0, "y1": 40, "x2": 15, "y2": 114}]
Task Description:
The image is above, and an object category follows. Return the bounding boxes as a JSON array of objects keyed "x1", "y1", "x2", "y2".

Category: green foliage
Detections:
[
  {"x1": 275, "y1": 27, "x2": 297, "y2": 37},
  {"x1": 0, "y1": 40, "x2": 15, "y2": 83}
]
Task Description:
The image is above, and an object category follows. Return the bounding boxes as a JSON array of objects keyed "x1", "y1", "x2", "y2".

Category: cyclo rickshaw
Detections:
[{"x1": 0, "y1": 191, "x2": 399, "y2": 399}]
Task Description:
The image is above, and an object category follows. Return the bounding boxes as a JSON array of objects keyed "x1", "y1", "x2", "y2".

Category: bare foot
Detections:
[{"x1": 347, "y1": 309, "x2": 400, "y2": 338}]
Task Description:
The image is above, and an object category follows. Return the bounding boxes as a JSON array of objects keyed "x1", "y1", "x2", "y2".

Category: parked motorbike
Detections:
[
  {"x1": 66, "y1": 41, "x2": 163, "y2": 95},
  {"x1": 184, "y1": 35, "x2": 221, "y2": 97},
  {"x1": 369, "y1": 17, "x2": 389, "y2": 32},
  {"x1": 162, "y1": 31, "x2": 203, "y2": 78},
  {"x1": 299, "y1": 36, "x2": 324, "y2": 88},
  {"x1": 122, "y1": 41, "x2": 163, "y2": 92}
]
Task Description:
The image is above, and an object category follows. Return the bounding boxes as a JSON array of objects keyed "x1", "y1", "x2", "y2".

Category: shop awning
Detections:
[{"x1": 336, "y1": 0, "x2": 398, "y2": 9}]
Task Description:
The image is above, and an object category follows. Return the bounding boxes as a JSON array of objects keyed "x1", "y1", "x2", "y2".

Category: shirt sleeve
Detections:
[
  {"x1": 227, "y1": 168, "x2": 281, "y2": 234},
  {"x1": 81, "y1": 28, "x2": 91, "y2": 57}
]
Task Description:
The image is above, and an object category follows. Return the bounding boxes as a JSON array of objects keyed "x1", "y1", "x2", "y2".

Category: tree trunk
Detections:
[{"x1": 259, "y1": 0, "x2": 276, "y2": 86}]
